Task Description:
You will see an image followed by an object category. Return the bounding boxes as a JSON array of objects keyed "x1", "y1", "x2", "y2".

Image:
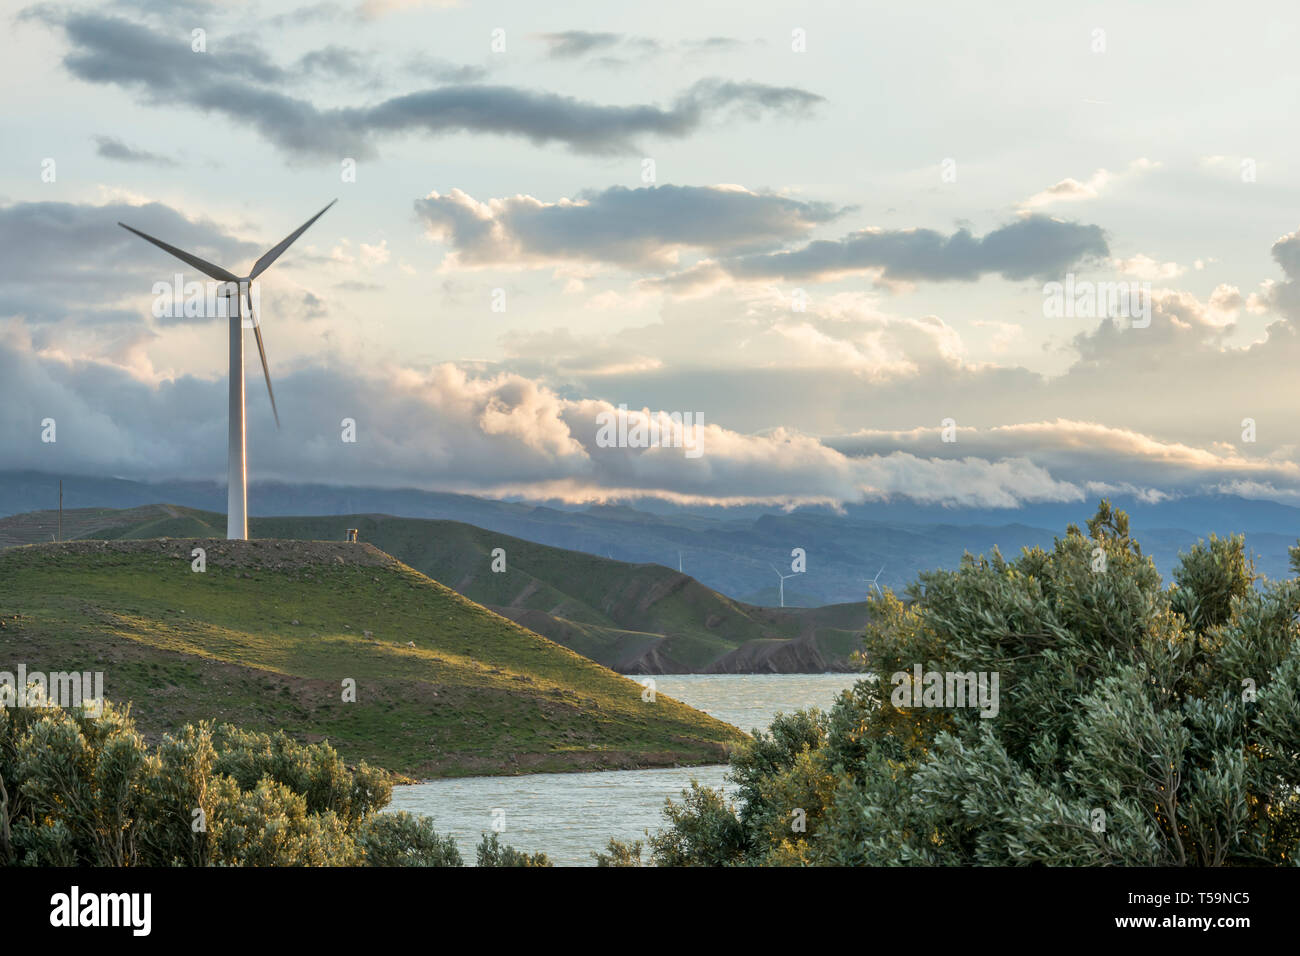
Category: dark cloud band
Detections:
[
  {"x1": 724, "y1": 215, "x2": 1110, "y2": 284},
  {"x1": 35, "y1": 10, "x2": 822, "y2": 158},
  {"x1": 414, "y1": 185, "x2": 845, "y2": 268}
]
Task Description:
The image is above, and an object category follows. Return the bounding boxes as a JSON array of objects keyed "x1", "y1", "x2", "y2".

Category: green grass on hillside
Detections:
[
  {"x1": 33, "y1": 506, "x2": 869, "y2": 672},
  {"x1": 0, "y1": 539, "x2": 745, "y2": 777}
]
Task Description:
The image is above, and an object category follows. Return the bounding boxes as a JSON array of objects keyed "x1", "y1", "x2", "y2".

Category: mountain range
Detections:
[{"x1": 3, "y1": 470, "x2": 1298, "y2": 605}]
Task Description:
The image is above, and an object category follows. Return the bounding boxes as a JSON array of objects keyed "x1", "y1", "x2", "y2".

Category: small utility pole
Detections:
[{"x1": 58, "y1": 479, "x2": 63, "y2": 542}]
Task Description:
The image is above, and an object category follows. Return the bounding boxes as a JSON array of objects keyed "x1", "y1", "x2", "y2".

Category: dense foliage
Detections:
[
  {"x1": 639, "y1": 502, "x2": 1300, "y2": 866},
  {"x1": 0, "y1": 699, "x2": 528, "y2": 867},
  {"x1": 475, "y1": 831, "x2": 552, "y2": 867}
]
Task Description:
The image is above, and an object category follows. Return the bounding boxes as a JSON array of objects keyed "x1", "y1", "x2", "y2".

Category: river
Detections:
[{"x1": 387, "y1": 672, "x2": 862, "y2": 866}]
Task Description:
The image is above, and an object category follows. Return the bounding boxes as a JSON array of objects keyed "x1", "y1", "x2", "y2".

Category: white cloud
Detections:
[
  {"x1": 1017, "y1": 158, "x2": 1159, "y2": 212},
  {"x1": 1113, "y1": 254, "x2": 1184, "y2": 280},
  {"x1": 330, "y1": 238, "x2": 391, "y2": 271},
  {"x1": 359, "y1": 0, "x2": 461, "y2": 16},
  {"x1": 0, "y1": 325, "x2": 1085, "y2": 508}
]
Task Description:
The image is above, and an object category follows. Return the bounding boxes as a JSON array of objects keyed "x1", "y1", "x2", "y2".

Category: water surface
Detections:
[{"x1": 388, "y1": 672, "x2": 861, "y2": 865}]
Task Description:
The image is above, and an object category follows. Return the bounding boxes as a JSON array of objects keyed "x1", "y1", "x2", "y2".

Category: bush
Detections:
[
  {"x1": 644, "y1": 501, "x2": 1300, "y2": 866},
  {"x1": 646, "y1": 782, "x2": 746, "y2": 866},
  {"x1": 0, "y1": 698, "x2": 460, "y2": 867},
  {"x1": 211, "y1": 724, "x2": 391, "y2": 829},
  {"x1": 475, "y1": 831, "x2": 552, "y2": 867},
  {"x1": 593, "y1": 837, "x2": 643, "y2": 867},
  {"x1": 356, "y1": 811, "x2": 462, "y2": 867}
]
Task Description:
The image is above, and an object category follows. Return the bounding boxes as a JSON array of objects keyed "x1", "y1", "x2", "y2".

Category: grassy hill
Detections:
[
  {"x1": 0, "y1": 538, "x2": 745, "y2": 778},
  {"x1": 0, "y1": 503, "x2": 209, "y2": 547},
  {"x1": 0, "y1": 505, "x2": 870, "y2": 673}
]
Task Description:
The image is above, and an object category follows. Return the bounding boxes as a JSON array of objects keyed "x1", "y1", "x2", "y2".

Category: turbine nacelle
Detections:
[
  {"x1": 215, "y1": 279, "x2": 249, "y2": 312},
  {"x1": 216, "y1": 279, "x2": 260, "y2": 328}
]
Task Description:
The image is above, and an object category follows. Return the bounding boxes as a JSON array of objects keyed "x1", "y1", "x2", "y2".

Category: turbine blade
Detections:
[
  {"x1": 249, "y1": 199, "x2": 337, "y2": 280},
  {"x1": 246, "y1": 290, "x2": 280, "y2": 429},
  {"x1": 117, "y1": 223, "x2": 239, "y2": 283},
  {"x1": 253, "y1": 325, "x2": 280, "y2": 428}
]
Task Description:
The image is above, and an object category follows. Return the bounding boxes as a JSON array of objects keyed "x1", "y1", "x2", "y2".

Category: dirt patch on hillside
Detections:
[
  {"x1": 615, "y1": 641, "x2": 694, "y2": 675},
  {"x1": 6, "y1": 538, "x2": 401, "y2": 572}
]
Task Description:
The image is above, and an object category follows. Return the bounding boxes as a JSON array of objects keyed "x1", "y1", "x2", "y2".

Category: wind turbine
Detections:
[
  {"x1": 118, "y1": 200, "x2": 337, "y2": 540},
  {"x1": 769, "y1": 563, "x2": 796, "y2": 608},
  {"x1": 866, "y1": 565, "x2": 885, "y2": 598}
]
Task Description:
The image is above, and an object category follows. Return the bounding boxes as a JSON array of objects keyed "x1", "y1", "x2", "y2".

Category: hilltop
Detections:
[
  {"x1": 0, "y1": 538, "x2": 745, "y2": 777},
  {"x1": 0, "y1": 505, "x2": 870, "y2": 673},
  {"x1": 0, "y1": 503, "x2": 203, "y2": 547}
]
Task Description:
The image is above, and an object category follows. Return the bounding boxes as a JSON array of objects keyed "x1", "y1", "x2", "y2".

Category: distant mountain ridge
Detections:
[{"x1": 3, "y1": 471, "x2": 1297, "y2": 604}]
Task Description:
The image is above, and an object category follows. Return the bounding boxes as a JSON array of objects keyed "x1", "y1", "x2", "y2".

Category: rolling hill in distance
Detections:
[
  {"x1": 0, "y1": 504, "x2": 871, "y2": 673},
  {"x1": 3, "y1": 471, "x2": 1299, "y2": 604},
  {"x1": 0, "y1": 538, "x2": 744, "y2": 777}
]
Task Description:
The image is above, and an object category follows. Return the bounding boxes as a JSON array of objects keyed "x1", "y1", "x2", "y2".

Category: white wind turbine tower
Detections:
[
  {"x1": 119, "y1": 200, "x2": 337, "y2": 540},
  {"x1": 769, "y1": 563, "x2": 796, "y2": 608}
]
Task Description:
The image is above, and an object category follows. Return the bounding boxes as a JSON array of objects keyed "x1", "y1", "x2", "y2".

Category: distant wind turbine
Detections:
[
  {"x1": 678, "y1": 550, "x2": 683, "y2": 573},
  {"x1": 118, "y1": 200, "x2": 337, "y2": 539},
  {"x1": 866, "y1": 565, "x2": 885, "y2": 598},
  {"x1": 769, "y1": 563, "x2": 796, "y2": 608}
]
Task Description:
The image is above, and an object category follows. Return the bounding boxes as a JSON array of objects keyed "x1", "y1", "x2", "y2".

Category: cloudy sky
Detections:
[{"x1": 4, "y1": 0, "x2": 1300, "y2": 509}]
